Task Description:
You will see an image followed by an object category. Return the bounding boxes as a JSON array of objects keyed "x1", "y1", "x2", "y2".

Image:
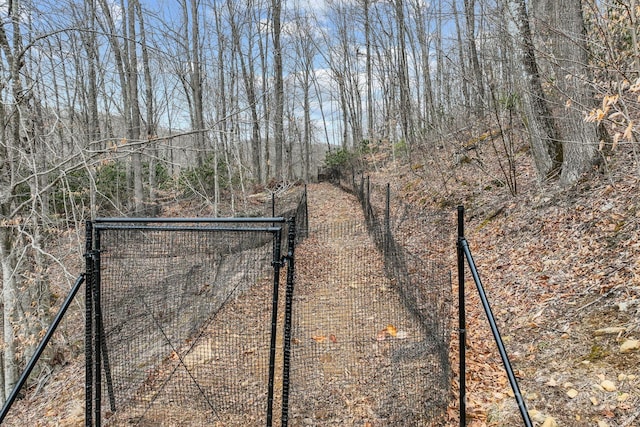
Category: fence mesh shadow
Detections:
[{"x1": 286, "y1": 178, "x2": 453, "y2": 426}]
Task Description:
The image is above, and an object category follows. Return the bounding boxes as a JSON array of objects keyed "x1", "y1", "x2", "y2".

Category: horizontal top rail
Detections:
[
  {"x1": 93, "y1": 224, "x2": 284, "y2": 233},
  {"x1": 94, "y1": 217, "x2": 287, "y2": 224}
]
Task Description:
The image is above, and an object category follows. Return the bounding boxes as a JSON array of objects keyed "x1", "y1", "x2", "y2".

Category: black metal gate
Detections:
[{"x1": 85, "y1": 217, "x2": 296, "y2": 427}]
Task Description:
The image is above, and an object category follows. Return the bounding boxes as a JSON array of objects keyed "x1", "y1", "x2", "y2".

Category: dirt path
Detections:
[{"x1": 286, "y1": 183, "x2": 445, "y2": 426}]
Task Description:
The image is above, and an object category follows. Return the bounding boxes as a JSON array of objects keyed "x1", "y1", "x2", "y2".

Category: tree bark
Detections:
[
  {"x1": 531, "y1": 0, "x2": 598, "y2": 184},
  {"x1": 135, "y1": 0, "x2": 157, "y2": 204},
  {"x1": 127, "y1": 0, "x2": 144, "y2": 215},
  {"x1": 0, "y1": 227, "x2": 18, "y2": 402},
  {"x1": 228, "y1": 0, "x2": 262, "y2": 184},
  {"x1": 464, "y1": 0, "x2": 485, "y2": 115},
  {"x1": 364, "y1": 0, "x2": 374, "y2": 140},
  {"x1": 0, "y1": 0, "x2": 25, "y2": 399},
  {"x1": 272, "y1": 0, "x2": 284, "y2": 179},
  {"x1": 510, "y1": 0, "x2": 563, "y2": 180},
  {"x1": 452, "y1": 0, "x2": 470, "y2": 115},
  {"x1": 395, "y1": 0, "x2": 412, "y2": 144}
]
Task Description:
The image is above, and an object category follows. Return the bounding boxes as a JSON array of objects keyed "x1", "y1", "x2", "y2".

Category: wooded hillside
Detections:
[{"x1": 1, "y1": 1, "x2": 639, "y2": 424}]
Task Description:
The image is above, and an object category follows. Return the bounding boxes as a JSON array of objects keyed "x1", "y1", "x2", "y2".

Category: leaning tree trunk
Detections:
[{"x1": 510, "y1": 0, "x2": 563, "y2": 181}]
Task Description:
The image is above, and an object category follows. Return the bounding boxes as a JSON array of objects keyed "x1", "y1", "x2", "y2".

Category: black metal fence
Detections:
[
  {"x1": 85, "y1": 218, "x2": 291, "y2": 426},
  {"x1": 1, "y1": 182, "x2": 458, "y2": 426},
  {"x1": 457, "y1": 206, "x2": 532, "y2": 427},
  {"x1": 81, "y1": 185, "x2": 310, "y2": 427},
  {"x1": 283, "y1": 175, "x2": 453, "y2": 425}
]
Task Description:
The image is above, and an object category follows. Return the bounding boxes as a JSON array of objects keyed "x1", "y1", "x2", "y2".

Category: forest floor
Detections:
[{"x1": 4, "y1": 143, "x2": 640, "y2": 427}]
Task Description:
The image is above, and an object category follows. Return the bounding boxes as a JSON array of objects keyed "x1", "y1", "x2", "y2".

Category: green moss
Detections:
[{"x1": 586, "y1": 344, "x2": 609, "y2": 362}]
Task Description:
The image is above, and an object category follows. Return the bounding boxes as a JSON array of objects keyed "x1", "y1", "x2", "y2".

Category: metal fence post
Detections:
[
  {"x1": 0, "y1": 274, "x2": 85, "y2": 424},
  {"x1": 85, "y1": 221, "x2": 94, "y2": 427},
  {"x1": 266, "y1": 228, "x2": 283, "y2": 427},
  {"x1": 281, "y1": 217, "x2": 297, "y2": 426},
  {"x1": 384, "y1": 183, "x2": 391, "y2": 253},
  {"x1": 460, "y1": 238, "x2": 533, "y2": 427},
  {"x1": 456, "y1": 206, "x2": 466, "y2": 427},
  {"x1": 94, "y1": 229, "x2": 102, "y2": 427}
]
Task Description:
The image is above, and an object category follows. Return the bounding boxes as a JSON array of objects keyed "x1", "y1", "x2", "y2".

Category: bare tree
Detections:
[
  {"x1": 227, "y1": 0, "x2": 263, "y2": 184},
  {"x1": 464, "y1": 0, "x2": 486, "y2": 115},
  {"x1": 290, "y1": 5, "x2": 318, "y2": 181},
  {"x1": 0, "y1": 0, "x2": 30, "y2": 399},
  {"x1": 394, "y1": 0, "x2": 412, "y2": 145},
  {"x1": 509, "y1": 0, "x2": 563, "y2": 180},
  {"x1": 135, "y1": 0, "x2": 158, "y2": 205},
  {"x1": 272, "y1": 0, "x2": 285, "y2": 179}
]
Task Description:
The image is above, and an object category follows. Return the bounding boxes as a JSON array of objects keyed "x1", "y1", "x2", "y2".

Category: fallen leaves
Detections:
[
  {"x1": 385, "y1": 323, "x2": 397, "y2": 337},
  {"x1": 619, "y1": 339, "x2": 639, "y2": 353},
  {"x1": 600, "y1": 379, "x2": 617, "y2": 392},
  {"x1": 310, "y1": 334, "x2": 339, "y2": 343},
  {"x1": 375, "y1": 324, "x2": 408, "y2": 341}
]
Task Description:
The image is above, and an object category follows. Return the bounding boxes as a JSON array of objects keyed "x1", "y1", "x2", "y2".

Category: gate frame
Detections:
[{"x1": 85, "y1": 217, "x2": 292, "y2": 427}]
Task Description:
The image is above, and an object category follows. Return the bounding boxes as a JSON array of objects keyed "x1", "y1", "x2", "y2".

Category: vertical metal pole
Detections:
[
  {"x1": 385, "y1": 183, "x2": 390, "y2": 225},
  {"x1": 457, "y1": 206, "x2": 466, "y2": 427},
  {"x1": 384, "y1": 183, "x2": 391, "y2": 252},
  {"x1": 85, "y1": 221, "x2": 94, "y2": 427},
  {"x1": 366, "y1": 176, "x2": 371, "y2": 212},
  {"x1": 94, "y1": 230, "x2": 102, "y2": 427},
  {"x1": 303, "y1": 185, "x2": 308, "y2": 239},
  {"x1": 100, "y1": 304, "x2": 116, "y2": 412},
  {"x1": 266, "y1": 228, "x2": 283, "y2": 427},
  {"x1": 281, "y1": 218, "x2": 296, "y2": 426}
]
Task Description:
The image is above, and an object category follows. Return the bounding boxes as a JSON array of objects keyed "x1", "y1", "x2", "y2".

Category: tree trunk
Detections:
[
  {"x1": 228, "y1": 0, "x2": 262, "y2": 184},
  {"x1": 191, "y1": 0, "x2": 205, "y2": 165},
  {"x1": 0, "y1": 227, "x2": 18, "y2": 402},
  {"x1": 136, "y1": 0, "x2": 157, "y2": 204},
  {"x1": 531, "y1": 0, "x2": 598, "y2": 184},
  {"x1": 464, "y1": 0, "x2": 485, "y2": 115},
  {"x1": 272, "y1": 0, "x2": 284, "y2": 180},
  {"x1": 257, "y1": 4, "x2": 271, "y2": 180},
  {"x1": 85, "y1": 0, "x2": 101, "y2": 218},
  {"x1": 127, "y1": 0, "x2": 144, "y2": 215},
  {"x1": 510, "y1": 0, "x2": 563, "y2": 180},
  {"x1": 0, "y1": 0, "x2": 26, "y2": 399},
  {"x1": 411, "y1": 0, "x2": 435, "y2": 127},
  {"x1": 395, "y1": 0, "x2": 412, "y2": 145},
  {"x1": 452, "y1": 0, "x2": 470, "y2": 115},
  {"x1": 364, "y1": 0, "x2": 374, "y2": 140}
]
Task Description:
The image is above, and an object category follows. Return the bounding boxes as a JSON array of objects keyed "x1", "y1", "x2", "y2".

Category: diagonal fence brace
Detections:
[{"x1": 457, "y1": 206, "x2": 533, "y2": 427}]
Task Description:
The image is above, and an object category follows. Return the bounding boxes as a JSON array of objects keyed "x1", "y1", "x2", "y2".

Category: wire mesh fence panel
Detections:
[
  {"x1": 91, "y1": 224, "x2": 282, "y2": 426},
  {"x1": 287, "y1": 184, "x2": 452, "y2": 426}
]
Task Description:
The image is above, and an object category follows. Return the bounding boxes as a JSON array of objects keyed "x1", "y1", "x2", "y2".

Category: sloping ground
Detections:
[
  {"x1": 459, "y1": 177, "x2": 640, "y2": 427},
  {"x1": 366, "y1": 146, "x2": 640, "y2": 426}
]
